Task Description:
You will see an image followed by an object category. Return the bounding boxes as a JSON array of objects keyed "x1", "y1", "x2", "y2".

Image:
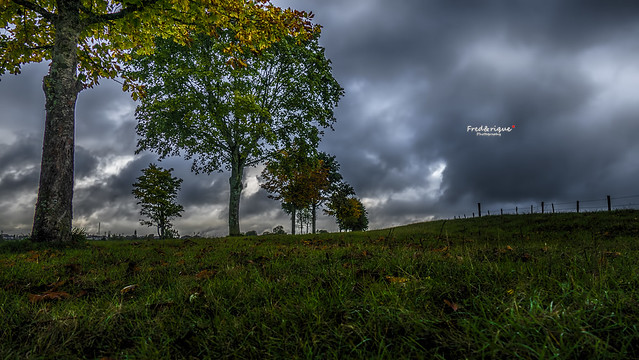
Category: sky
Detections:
[{"x1": 2, "y1": 0, "x2": 639, "y2": 237}]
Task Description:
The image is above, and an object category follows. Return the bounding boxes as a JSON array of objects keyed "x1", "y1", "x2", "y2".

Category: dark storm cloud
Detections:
[
  {"x1": 279, "y1": 0, "x2": 639, "y2": 224},
  {"x1": 75, "y1": 81, "x2": 138, "y2": 154},
  {"x1": 2, "y1": 0, "x2": 639, "y2": 233},
  {"x1": 178, "y1": 171, "x2": 229, "y2": 207}
]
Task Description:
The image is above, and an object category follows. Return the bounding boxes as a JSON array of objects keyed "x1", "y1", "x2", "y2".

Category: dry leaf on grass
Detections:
[
  {"x1": 195, "y1": 269, "x2": 217, "y2": 279},
  {"x1": 28, "y1": 291, "x2": 71, "y2": 303},
  {"x1": 444, "y1": 299, "x2": 460, "y2": 312},
  {"x1": 385, "y1": 276, "x2": 409, "y2": 284},
  {"x1": 120, "y1": 284, "x2": 139, "y2": 294}
]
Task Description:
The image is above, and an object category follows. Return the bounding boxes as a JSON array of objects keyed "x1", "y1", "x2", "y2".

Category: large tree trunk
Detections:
[
  {"x1": 228, "y1": 152, "x2": 244, "y2": 236},
  {"x1": 31, "y1": 1, "x2": 82, "y2": 242}
]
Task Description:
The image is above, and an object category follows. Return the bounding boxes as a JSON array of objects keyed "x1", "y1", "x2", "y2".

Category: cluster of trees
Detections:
[
  {"x1": 260, "y1": 142, "x2": 368, "y2": 234},
  {"x1": 127, "y1": 29, "x2": 345, "y2": 236},
  {"x1": 1, "y1": 0, "x2": 366, "y2": 241},
  {"x1": 131, "y1": 146, "x2": 368, "y2": 238}
]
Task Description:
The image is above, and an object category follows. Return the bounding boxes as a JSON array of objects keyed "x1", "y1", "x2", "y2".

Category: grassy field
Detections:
[{"x1": 2, "y1": 210, "x2": 639, "y2": 359}]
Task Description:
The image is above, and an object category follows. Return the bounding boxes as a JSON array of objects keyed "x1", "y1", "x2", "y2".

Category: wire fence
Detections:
[{"x1": 453, "y1": 194, "x2": 639, "y2": 219}]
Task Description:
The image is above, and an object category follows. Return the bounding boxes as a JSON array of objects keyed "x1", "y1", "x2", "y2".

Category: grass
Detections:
[{"x1": 2, "y1": 210, "x2": 639, "y2": 359}]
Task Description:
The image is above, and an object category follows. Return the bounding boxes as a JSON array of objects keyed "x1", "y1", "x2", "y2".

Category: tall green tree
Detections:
[
  {"x1": 128, "y1": 33, "x2": 343, "y2": 236},
  {"x1": 132, "y1": 163, "x2": 184, "y2": 239},
  {"x1": 0, "y1": 0, "x2": 317, "y2": 242}
]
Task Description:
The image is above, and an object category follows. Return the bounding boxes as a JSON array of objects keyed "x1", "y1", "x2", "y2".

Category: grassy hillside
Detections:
[{"x1": 2, "y1": 210, "x2": 639, "y2": 359}]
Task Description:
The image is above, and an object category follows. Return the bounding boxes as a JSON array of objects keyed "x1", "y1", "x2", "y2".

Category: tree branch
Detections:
[
  {"x1": 11, "y1": 0, "x2": 55, "y2": 21},
  {"x1": 26, "y1": 44, "x2": 53, "y2": 51},
  {"x1": 80, "y1": 0, "x2": 161, "y2": 25}
]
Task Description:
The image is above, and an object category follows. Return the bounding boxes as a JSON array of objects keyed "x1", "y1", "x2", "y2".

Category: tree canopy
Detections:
[
  {"x1": 0, "y1": 0, "x2": 318, "y2": 242},
  {"x1": 132, "y1": 163, "x2": 184, "y2": 239},
  {"x1": 1, "y1": 0, "x2": 318, "y2": 90},
  {"x1": 261, "y1": 145, "x2": 349, "y2": 234},
  {"x1": 324, "y1": 182, "x2": 368, "y2": 232}
]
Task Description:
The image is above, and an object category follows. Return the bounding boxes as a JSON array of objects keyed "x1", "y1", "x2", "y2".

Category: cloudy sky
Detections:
[{"x1": 2, "y1": 0, "x2": 639, "y2": 237}]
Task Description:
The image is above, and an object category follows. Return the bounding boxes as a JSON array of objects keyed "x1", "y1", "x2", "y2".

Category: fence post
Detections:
[
  {"x1": 478, "y1": 203, "x2": 481, "y2": 218},
  {"x1": 473, "y1": 212, "x2": 475, "y2": 218},
  {"x1": 607, "y1": 195, "x2": 611, "y2": 211},
  {"x1": 501, "y1": 209, "x2": 503, "y2": 216},
  {"x1": 576, "y1": 201, "x2": 580, "y2": 213},
  {"x1": 488, "y1": 210, "x2": 490, "y2": 216},
  {"x1": 516, "y1": 206, "x2": 518, "y2": 215},
  {"x1": 541, "y1": 202, "x2": 545, "y2": 214},
  {"x1": 552, "y1": 203, "x2": 555, "y2": 213},
  {"x1": 531, "y1": 205, "x2": 533, "y2": 214}
]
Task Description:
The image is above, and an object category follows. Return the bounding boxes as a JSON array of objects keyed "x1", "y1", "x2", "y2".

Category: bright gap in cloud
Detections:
[
  {"x1": 459, "y1": 34, "x2": 537, "y2": 75},
  {"x1": 362, "y1": 160, "x2": 446, "y2": 209},
  {"x1": 578, "y1": 44, "x2": 639, "y2": 120},
  {"x1": 242, "y1": 166, "x2": 263, "y2": 199},
  {"x1": 75, "y1": 154, "x2": 136, "y2": 189}
]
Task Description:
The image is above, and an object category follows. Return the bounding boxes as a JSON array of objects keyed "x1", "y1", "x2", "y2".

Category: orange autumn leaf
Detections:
[
  {"x1": 25, "y1": 251, "x2": 40, "y2": 263},
  {"x1": 195, "y1": 269, "x2": 217, "y2": 279},
  {"x1": 28, "y1": 291, "x2": 71, "y2": 303},
  {"x1": 444, "y1": 299, "x2": 460, "y2": 312}
]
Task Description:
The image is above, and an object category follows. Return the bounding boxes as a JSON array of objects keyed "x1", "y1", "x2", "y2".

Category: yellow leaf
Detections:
[{"x1": 385, "y1": 276, "x2": 409, "y2": 284}]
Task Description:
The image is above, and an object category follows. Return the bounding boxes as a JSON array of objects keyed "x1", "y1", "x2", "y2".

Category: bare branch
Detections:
[
  {"x1": 11, "y1": 0, "x2": 55, "y2": 21},
  {"x1": 26, "y1": 44, "x2": 53, "y2": 51}
]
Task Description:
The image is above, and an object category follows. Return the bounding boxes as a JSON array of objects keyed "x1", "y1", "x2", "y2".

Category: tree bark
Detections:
[
  {"x1": 290, "y1": 207, "x2": 296, "y2": 235},
  {"x1": 31, "y1": 0, "x2": 82, "y2": 242},
  {"x1": 228, "y1": 151, "x2": 244, "y2": 236},
  {"x1": 311, "y1": 202, "x2": 317, "y2": 234}
]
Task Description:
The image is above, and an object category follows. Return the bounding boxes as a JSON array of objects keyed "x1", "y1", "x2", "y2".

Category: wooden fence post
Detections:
[
  {"x1": 501, "y1": 209, "x2": 503, "y2": 216},
  {"x1": 478, "y1": 203, "x2": 481, "y2": 218},
  {"x1": 576, "y1": 201, "x2": 580, "y2": 213},
  {"x1": 541, "y1": 202, "x2": 545, "y2": 214},
  {"x1": 607, "y1": 195, "x2": 611, "y2": 211},
  {"x1": 516, "y1": 206, "x2": 518, "y2": 215},
  {"x1": 531, "y1": 205, "x2": 533, "y2": 214},
  {"x1": 552, "y1": 203, "x2": 555, "y2": 213}
]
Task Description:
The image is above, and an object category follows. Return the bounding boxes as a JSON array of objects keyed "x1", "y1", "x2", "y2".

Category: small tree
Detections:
[
  {"x1": 272, "y1": 225, "x2": 286, "y2": 235},
  {"x1": 132, "y1": 164, "x2": 184, "y2": 239},
  {"x1": 341, "y1": 198, "x2": 369, "y2": 232},
  {"x1": 297, "y1": 207, "x2": 312, "y2": 234},
  {"x1": 324, "y1": 182, "x2": 368, "y2": 232}
]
